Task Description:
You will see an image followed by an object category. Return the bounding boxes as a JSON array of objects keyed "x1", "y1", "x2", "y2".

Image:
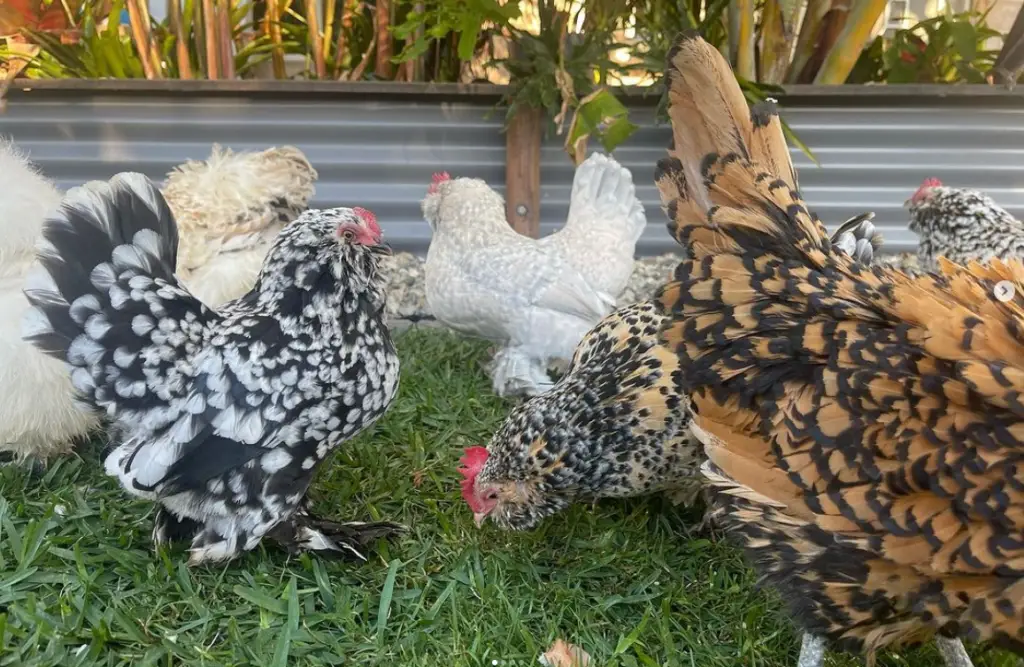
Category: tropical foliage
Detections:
[{"x1": 0, "y1": 0, "x2": 1015, "y2": 157}]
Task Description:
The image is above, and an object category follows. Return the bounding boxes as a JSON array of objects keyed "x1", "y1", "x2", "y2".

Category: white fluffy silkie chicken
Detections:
[
  {"x1": 0, "y1": 141, "x2": 102, "y2": 461},
  {"x1": 0, "y1": 142, "x2": 317, "y2": 463},
  {"x1": 422, "y1": 152, "x2": 646, "y2": 397}
]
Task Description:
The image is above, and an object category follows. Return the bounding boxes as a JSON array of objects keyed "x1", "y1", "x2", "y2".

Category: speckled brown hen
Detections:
[{"x1": 654, "y1": 31, "x2": 1024, "y2": 667}]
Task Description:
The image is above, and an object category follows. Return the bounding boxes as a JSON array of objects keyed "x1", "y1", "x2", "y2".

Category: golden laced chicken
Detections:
[
  {"x1": 0, "y1": 142, "x2": 316, "y2": 462},
  {"x1": 655, "y1": 32, "x2": 1024, "y2": 667}
]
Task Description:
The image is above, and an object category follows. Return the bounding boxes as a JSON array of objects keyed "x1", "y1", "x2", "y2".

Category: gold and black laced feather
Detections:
[
  {"x1": 654, "y1": 30, "x2": 1024, "y2": 659},
  {"x1": 475, "y1": 300, "x2": 703, "y2": 531}
]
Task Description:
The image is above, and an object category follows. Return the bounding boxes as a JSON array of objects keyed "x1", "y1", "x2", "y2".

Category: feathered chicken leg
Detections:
[
  {"x1": 490, "y1": 346, "x2": 554, "y2": 397},
  {"x1": 796, "y1": 634, "x2": 826, "y2": 667},
  {"x1": 266, "y1": 508, "x2": 406, "y2": 561},
  {"x1": 935, "y1": 637, "x2": 974, "y2": 667}
]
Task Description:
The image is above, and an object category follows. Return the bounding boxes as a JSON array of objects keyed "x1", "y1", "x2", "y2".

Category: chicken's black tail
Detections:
[{"x1": 22, "y1": 173, "x2": 180, "y2": 362}]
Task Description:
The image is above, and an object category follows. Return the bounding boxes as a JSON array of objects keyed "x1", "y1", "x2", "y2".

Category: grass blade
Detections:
[{"x1": 376, "y1": 558, "x2": 402, "y2": 639}]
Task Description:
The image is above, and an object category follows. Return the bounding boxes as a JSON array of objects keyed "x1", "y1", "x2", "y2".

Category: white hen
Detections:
[
  {"x1": 0, "y1": 141, "x2": 101, "y2": 460},
  {"x1": 422, "y1": 154, "x2": 643, "y2": 397}
]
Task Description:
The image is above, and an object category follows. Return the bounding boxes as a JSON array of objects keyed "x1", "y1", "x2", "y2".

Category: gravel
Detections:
[
  {"x1": 380, "y1": 252, "x2": 686, "y2": 321},
  {"x1": 382, "y1": 251, "x2": 926, "y2": 323}
]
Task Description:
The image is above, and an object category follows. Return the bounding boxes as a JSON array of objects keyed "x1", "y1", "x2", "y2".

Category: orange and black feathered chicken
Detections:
[{"x1": 655, "y1": 31, "x2": 1024, "y2": 667}]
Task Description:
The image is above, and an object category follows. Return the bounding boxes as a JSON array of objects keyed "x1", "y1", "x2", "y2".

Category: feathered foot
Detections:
[
  {"x1": 796, "y1": 633, "x2": 826, "y2": 667},
  {"x1": 664, "y1": 482, "x2": 703, "y2": 507},
  {"x1": 152, "y1": 507, "x2": 202, "y2": 546},
  {"x1": 935, "y1": 636, "x2": 974, "y2": 667},
  {"x1": 266, "y1": 508, "x2": 406, "y2": 561},
  {"x1": 489, "y1": 347, "x2": 554, "y2": 397},
  {"x1": 0, "y1": 450, "x2": 47, "y2": 477},
  {"x1": 186, "y1": 528, "x2": 248, "y2": 565}
]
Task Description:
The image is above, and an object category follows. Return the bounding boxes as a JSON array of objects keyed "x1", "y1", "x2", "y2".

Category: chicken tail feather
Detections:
[
  {"x1": 565, "y1": 152, "x2": 646, "y2": 242},
  {"x1": 657, "y1": 31, "x2": 831, "y2": 262},
  {"x1": 22, "y1": 173, "x2": 207, "y2": 413}
]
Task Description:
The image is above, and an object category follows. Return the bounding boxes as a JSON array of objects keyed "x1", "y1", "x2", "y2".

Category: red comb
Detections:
[
  {"x1": 910, "y1": 178, "x2": 942, "y2": 204},
  {"x1": 352, "y1": 206, "x2": 381, "y2": 236},
  {"x1": 428, "y1": 172, "x2": 452, "y2": 195},
  {"x1": 458, "y1": 446, "x2": 489, "y2": 511}
]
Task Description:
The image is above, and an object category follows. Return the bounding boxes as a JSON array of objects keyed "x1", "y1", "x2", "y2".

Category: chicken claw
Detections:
[{"x1": 266, "y1": 509, "x2": 407, "y2": 561}]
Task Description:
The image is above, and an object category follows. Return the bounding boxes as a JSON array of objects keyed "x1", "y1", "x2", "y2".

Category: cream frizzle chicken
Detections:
[
  {"x1": 422, "y1": 153, "x2": 646, "y2": 397},
  {"x1": 166, "y1": 144, "x2": 317, "y2": 307}
]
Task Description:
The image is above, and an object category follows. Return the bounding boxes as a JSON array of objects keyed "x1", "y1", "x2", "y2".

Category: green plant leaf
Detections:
[{"x1": 949, "y1": 20, "x2": 977, "y2": 61}]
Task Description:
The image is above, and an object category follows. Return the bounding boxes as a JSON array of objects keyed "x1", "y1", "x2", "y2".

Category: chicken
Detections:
[
  {"x1": 0, "y1": 143, "x2": 316, "y2": 463},
  {"x1": 22, "y1": 173, "x2": 403, "y2": 565},
  {"x1": 0, "y1": 141, "x2": 102, "y2": 461},
  {"x1": 458, "y1": 208, "x2": 883, "y2": 531},
  {"x1": 907, "y1": 176, "x2": 1024, "y2": 272},
  {"x1": 655, "y1": 31, "x2": 1024, "y2": 667},
  {"x1": 165, "y1": 144, "x2": 317, "y2": 308},
  {"x1": 422, "y1": 164, "x2": 625, "y2": 397}
]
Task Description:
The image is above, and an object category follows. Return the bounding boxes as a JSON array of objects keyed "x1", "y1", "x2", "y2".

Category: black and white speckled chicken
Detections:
[
  {"x1": 656, "y1": 31, "x2": 1024, "y2": 667},
  {"x1": 459, "y1": 199, "x2": 882, "y2": 531},
  {"x1": 908, "y1": 177, "x2": 1024, "y2": 272},
  {"x1": 22, "y1": 173, "x2": 403, "y2": 565}
]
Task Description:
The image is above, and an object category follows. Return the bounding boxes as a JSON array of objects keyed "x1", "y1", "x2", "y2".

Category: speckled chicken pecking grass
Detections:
[{"x1": 22, "y1": 173, "x2": 403, "y2": 566}]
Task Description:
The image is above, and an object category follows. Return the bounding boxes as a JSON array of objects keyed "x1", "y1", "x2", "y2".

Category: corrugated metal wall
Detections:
[{"x1": 2, "y1": 90, "x2": 1023, "y2": 255}]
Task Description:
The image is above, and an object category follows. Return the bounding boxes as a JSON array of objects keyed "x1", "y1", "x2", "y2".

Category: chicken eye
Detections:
[
  {"x1": 341, "y1": 229, "x2": 356, "y2": 241},
  {"x1": 484, "y1": 489, "x2": 499, "y2": 501}
]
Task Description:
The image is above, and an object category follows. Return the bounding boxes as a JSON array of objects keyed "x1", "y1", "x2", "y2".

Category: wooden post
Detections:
[
  {"x1": 505, "y1": 106, "x2": 543, "y2": 238},
  {"x1": 375, "y1": 0, "x2": 392, "y2": 79}
]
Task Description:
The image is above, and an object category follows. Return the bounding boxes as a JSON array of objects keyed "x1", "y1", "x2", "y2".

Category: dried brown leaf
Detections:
[{"x1": 539, "y1": 639, "x2": 591, "y2": 667}]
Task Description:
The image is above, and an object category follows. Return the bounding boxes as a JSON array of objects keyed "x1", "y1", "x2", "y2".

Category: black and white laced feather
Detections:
[
  {"x1": 22, "y1": 173, "x2": 402, "y2": 565},
  {"x1": 908, "y1": 184, "x2": 1024, "y2": 271}
]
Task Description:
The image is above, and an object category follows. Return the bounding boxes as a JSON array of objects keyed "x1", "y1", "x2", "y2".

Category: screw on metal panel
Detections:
[{"x1": 516, "y1": 204, "x2": 528, "y2": 216}]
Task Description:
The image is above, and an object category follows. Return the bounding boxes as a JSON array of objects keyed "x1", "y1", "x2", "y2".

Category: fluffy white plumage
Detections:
[
  {"x1": 165, "y1": 144, "x2": 317, "y2": 307},
  {"x1": 422, "y1": 153, "x2": 644, "y2": 396},
  {"x1": 0, "y1": 141, "x2": 101, "y2": 460},
  {"x1": 537, "y1": 153, "x2": 646, "y2": 299}
]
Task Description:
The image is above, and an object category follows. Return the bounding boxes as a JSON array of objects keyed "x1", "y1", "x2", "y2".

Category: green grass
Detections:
[{"x1": 0, "y1": 328, "x2": 1017, "y2": 667}]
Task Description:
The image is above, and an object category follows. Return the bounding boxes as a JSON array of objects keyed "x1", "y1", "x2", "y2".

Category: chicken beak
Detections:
[
  {"x1": 473, "y1": 511, "x2": 487, "y2": 528},
  {"x1": 372, "y1": 242, "x2": 393, "y2": 256}
]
